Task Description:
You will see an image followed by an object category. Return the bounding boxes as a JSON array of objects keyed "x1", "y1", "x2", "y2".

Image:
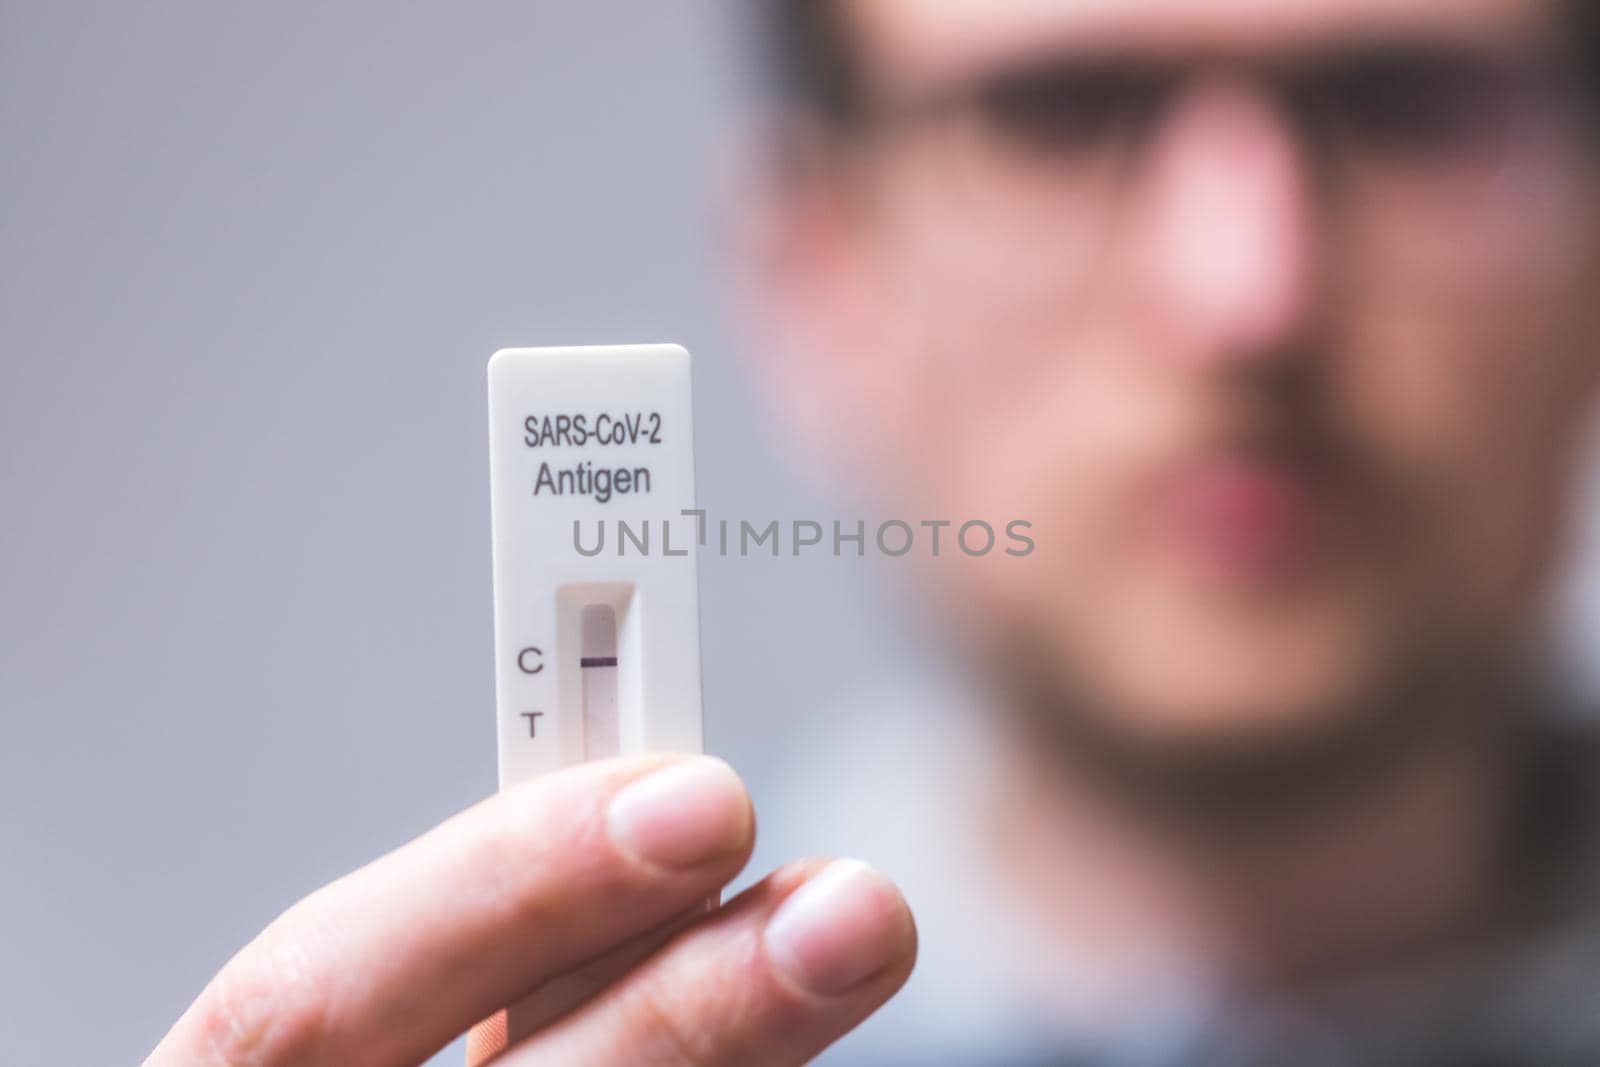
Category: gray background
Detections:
[{"x1": 5, "y1": 3, "x2": 1600, "y2": 1065}]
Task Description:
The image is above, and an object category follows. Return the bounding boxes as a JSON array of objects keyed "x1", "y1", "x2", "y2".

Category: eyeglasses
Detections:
[{"x1": 846, "y1": 38, "x2": 1594, "y2": 300}]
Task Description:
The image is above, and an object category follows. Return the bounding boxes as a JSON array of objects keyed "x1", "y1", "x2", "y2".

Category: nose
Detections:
[{"x1": 1133, "y1": 76, "x2": 1321, "y2": 367}]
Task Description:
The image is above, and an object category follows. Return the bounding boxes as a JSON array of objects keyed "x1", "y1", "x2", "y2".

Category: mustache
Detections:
[{"x1": 1142, "y1": 362, "x2": 1391, "y2": 502}]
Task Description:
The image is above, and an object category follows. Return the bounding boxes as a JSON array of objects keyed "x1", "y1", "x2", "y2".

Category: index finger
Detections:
[{"x1": 145, "y1": 754, "x2": 753, "y2": 1067}]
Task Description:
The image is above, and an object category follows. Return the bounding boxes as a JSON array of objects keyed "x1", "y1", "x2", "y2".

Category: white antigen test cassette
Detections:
[
  {"x1": 480, "y1": 345, "x2": 706, "y2": 1051},
  {"x1": 487, "y1": 343, "x2": 704, "y2": 786}
]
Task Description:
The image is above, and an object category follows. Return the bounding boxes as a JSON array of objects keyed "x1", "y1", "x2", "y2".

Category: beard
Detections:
[{"x1": 983, "y1": 612, "x2": 1528, "y2": 833}]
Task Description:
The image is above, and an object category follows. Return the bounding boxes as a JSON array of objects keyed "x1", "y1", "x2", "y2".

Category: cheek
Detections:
[
  {"x1": 848, "y1": 243, "x2": 1134, "y2": 629},
  {"x1": 1328, "y1": 137, "x2": 1600, "y2": 614},
  {"x1": 880, "y1": 326, "x2": 1154, "y2": 654},
  {"x1": 867, "y1": 202, "x2": 1124, "y2": 461},
  {"x1": 872, "y1": 245, "x2": 1135, "y2": 530},
  {"x1": 1339, "y1": 274, "x2": 1597, "y2": 621}
]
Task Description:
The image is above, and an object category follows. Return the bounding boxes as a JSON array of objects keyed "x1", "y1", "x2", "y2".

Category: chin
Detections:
[
  {"x1": 997, "y1": 593, "x2": 1455, "y2": 811},
  {"x1": 1032, "y1": 653, "x2": 1428, "y2": 816},
  {"x1": 1106, "y1": 633, "x2": 1387, "y2": 749},
  {"x1": 1091, "y1": 564, "x2": 1423, "y2": 739}
]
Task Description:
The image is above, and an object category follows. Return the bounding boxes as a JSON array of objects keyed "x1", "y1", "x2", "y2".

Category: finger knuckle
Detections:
[
  {"x1": 194, "y1": 921, "x2": 331, "y2": 1067},
  {"x1": 617, "y1": 938, "x2": 800, "y2": 1067},
  {"x1": 626, "y1": 974, "x2": 727, "y2": 1067},
  {"x1": 467, "y1": 794, "x2": 613, "y2": 924}
]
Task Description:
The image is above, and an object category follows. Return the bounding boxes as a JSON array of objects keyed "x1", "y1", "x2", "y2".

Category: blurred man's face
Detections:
[{"x1": 760, "y1": 0, "x2": 1599, "y2": 778}]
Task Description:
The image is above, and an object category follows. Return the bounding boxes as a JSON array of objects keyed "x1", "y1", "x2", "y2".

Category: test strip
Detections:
[
  {"x1": 580, "y1": 603, "x2": 620, "y2": 759},
  {"x1": 480, "y1": 344, "x2": 705, "y2": 1056}
]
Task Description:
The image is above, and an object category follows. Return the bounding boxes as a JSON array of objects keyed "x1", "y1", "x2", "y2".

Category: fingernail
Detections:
[
  {"x1": 765, "y1": 860, "x2": 913, "y2": 996},
  {"x1": 607, "y1": 757, "x2": 751, "y2": 869}
]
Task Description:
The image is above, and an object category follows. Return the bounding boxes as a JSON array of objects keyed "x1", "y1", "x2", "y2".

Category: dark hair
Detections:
[
  {"x1": 764, "y1": 0, "x2": 856, "y2": 121},
  {"x1": 766, "y1": 0, "x2": 1599, "y2": 124}
]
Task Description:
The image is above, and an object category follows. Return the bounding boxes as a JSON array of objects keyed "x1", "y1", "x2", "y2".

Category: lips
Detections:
[{"x1": 1148, "y1": 453, "x2": 1337, "y2": 582}]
